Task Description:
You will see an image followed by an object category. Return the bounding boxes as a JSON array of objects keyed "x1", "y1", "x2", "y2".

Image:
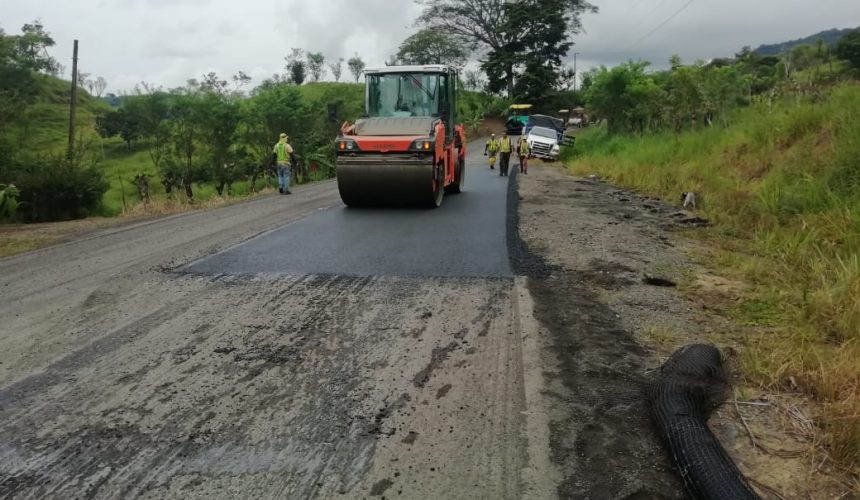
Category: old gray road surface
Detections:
[{"x1": 0, "y1": 146, "x2": 556, "y2": 499}]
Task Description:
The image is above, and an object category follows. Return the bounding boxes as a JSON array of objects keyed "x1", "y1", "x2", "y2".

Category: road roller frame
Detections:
[{"x1": 335, "y1": 65, "x2": 466, "y2": 207}]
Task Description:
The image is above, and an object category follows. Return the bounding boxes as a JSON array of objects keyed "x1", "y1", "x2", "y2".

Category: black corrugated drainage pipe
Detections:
[{"x1": 649, "y1": 344, "x2": 761, "y2": 500}]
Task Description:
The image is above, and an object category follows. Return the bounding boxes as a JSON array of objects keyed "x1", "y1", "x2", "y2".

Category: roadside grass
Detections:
[
  {"x1": 567, "y1": 83, "x2": 860, "y2": 475},
  {"x1": 0, "y1": 233, "x2": 56, "y2": 258}
]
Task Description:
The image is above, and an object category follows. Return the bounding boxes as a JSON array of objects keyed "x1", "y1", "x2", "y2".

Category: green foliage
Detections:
[
  {"x1": 836, "y1": 29, "x2": 860, "y2": 70},
  {"x1": 481, "y1": 0, "x2": 576, "y2": 101},
  {"x1": 584, "y1": 62, "x2": 662, "y2": 134},
  {"x1": 96, "y1": 107, "x2": 142, "y2": 149},
  {"x1": 285, "y1": 48, "x2": 307, "y2": 85},
  {"x1": 508, "y1": 0, "x2": 572, "y2": 101},
  {"x1": 0, "y1": 183, "x2": 20, "y2": 220},
  {"x1": 0, "y1": 21, "x2": 62, "y2": 132},
  {"x1": 11, "y1": 142, "x2": 109, "y2": 222},
  {"x1": 328, "y1": 57, "x2": 345, "y2": 82},
  {"x1": 396, "y1": 29, "x2": 468, "y2": 67},
  {"x1": 0, "y1": 22, "x2": 115, "y2": 222},
  {"x1": 347, "y1": 54, "x2": 366, "y2": 83},
  {"x1": 306, "y1": 52, "x2": 326, "y2": 82},
  {"x1": 418, "y1": 0, "x2": 595, "y2": 99}
]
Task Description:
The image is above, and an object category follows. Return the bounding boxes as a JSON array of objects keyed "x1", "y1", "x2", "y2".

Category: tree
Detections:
[
  {"x1": 232, "y1": 71, "x2": 252, "y2": 93},
  {"x1": 836, "y1": 29, "x2": 860, "y2": 70},
  {"x1": 789, "y1": 44, "x2": 820, "y2": 72},
  {"x1": 396, "y1": 28, "x2": 468, "y2": 67},
  {"x1": 664, "y1": 63, "x2": 704, "y2": 130},
  {"x1": 197, "y1": 92, "x2": 241, "y2": 195},
  {"x1": 417, "y1": 0, "x2": 596, "y2": 96},
  {"x1": 328, "y1": 57, "x2": 344, "y2": 82},
  {"x1": 579, "y1": 67, "x2": 597, "y2": 92},
  {"x1": 463, "y1": 69, "x2": 485, "y2": 91},
  {"x1": 0, "y1": 22, "x2": 60, "y2": 132},
  {"x1": 488, "y1": 0, "x2": 574, "y2": 102},
  {"x1": 306, "y1": 52, "x2": 326, "y2": 82},
  {"x1": 290, "y1": 61, "x2": 307, "y2": 85},
  {"x1": 285, "y1": 48, "x2": 307, "y2": 85},
  {"x1": 77, "y1": 71, "x2": 91, "y2": 88},
  {"x1": 200, "y1": 71, "x2": 229, "y2": 94},
  {"x1": 96, "y1": 108, "x2": 142, "y2": 150},
  {"x1": 168, "y1": 91, "x2": 206, "y2": 200},
  {"x1": 348, "y1": 54, "x2": 366, "y2": 83},
  {"x1": 15, "y1": 21, "x2": 60, "y2": 74},
  {"x1": 93, "y1": 76, "x2": 107, "y2": 97},
  {"x1": 127, "y1": 92, "x2": 171, "y2": 186},
  {"x1": 584, "y1": 61, "x2": 661, "y2": 134},
  {"x1": 558, "y1": 66, "x2": 576, "y2": 91},
  {"x1": 699, "y1": 65, "x2": 743, "y2": 128}
]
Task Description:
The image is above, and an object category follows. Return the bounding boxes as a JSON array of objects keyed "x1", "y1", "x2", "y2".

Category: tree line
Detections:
[
  {"x1": 95, "y1": 76, "x2": 365, "y2": 202},
  {"x1": 581, "y1": 29, "x2": 860, "y2": 135}
]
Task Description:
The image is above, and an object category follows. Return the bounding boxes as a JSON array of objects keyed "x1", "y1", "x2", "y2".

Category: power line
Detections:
[
  {"x1": 627, "y1": 0, "x2": 696, "y2": 50},
  {"x1": 618, "y1": 0, "x2": 662, "y2": 37}
]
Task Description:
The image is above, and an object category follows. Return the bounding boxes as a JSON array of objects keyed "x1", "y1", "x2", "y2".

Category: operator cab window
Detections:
[{"x1": 368, "y1": 73, "x2": 441, "y2": 118}]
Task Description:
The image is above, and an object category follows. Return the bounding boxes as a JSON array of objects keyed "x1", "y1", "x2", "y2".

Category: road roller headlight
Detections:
[
  {"x1": 337, "y1": 139, "x2": 357, "y2": 152},
  {"x1": 410, "y1": 139, "x2": 433, "y2": 152}
]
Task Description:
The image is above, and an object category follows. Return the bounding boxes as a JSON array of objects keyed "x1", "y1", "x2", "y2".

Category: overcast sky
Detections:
[{"x1": 2, "y1": 0, "x2": 858, "y2": 93}]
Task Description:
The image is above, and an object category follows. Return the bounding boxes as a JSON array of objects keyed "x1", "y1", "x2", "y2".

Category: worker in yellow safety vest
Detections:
[
  {"x1": 518, "y1": 136, "x2": 530, "y2": 174},
  {"x1": 484, "y1": 134, "x2": 499, "y2": 170},
  {"x1": 272, "y1": 132, "x2": 294, "y2": 194},
  {"x1": 498, "y1": 131, "x2": 513, "y2": 177}
]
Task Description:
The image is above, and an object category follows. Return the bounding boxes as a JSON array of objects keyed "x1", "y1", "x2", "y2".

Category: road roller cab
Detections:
[{"x1": 336, "y1": 65, "x2": 466, "y2": 207}]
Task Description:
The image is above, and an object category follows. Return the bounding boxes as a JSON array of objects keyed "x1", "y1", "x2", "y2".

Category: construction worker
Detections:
[
  {"x1": 484, "y1": 134, "x2": 500, "y2": 170},
  {"x1": 273, "y1": 132, "x2": 294, "y2": 195},
  {"x1": 518, "y1": 136, "x2": 530, "y2": 174},
  {"x1": 498, "y1": 131, "x2": 513, "y2": 177}
]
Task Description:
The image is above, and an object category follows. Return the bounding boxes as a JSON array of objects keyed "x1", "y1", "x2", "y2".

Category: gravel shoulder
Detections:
[{"x1": 517, "y1": 163, "x2": 848, "y2": 499}]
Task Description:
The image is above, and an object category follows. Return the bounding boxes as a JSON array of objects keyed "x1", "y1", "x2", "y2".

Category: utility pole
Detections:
[
  {"x1": 573, "y1": 52, "x2": 580, "y2": 92},
  {"x1": 68, "y1": 40, "x2": 79, "y2": 160}
]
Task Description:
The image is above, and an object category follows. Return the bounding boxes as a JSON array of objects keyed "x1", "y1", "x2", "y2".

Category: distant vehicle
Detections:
[
  {"x1": 525, "y1": 114, "x2": 565, "y2": 142},
  {"x1": 505, "y1": 104, "x2": 533, "y2": 135},
  {"x1": 526, "y1": 126, "x2": 561, "y2": 161},
  {"x1": 568, "y1": 107, "x2": 588, "y2": 128}
]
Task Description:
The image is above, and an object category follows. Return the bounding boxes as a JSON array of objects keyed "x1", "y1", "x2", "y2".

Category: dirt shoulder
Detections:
[
  {"x1": 0, "y1": 187, "x2": 283, "y2": 259},
  {"x1": 516, "y1": 163, "x2": 851, "y2": 498}
]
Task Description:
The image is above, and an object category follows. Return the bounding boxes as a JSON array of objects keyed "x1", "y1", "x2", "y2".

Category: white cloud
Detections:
[
  {"x1": 569, "y1": 0, "x2": 860, "y2": 72},
  {"x1": 1, "y1": 0, "x2": 857, "y2": 93}
]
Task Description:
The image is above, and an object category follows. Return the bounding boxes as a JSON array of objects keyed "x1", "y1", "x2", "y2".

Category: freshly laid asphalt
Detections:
[{"x1": 186, "y1": 143, "x2": 514, "y2": 278}]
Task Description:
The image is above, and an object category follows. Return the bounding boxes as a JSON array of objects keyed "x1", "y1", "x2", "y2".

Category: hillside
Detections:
[
  {"x1": 755, "y1": 27, "x2": 858, "y2": 55},
  {"x1": 5, "y1": 74, "x2": 109, "y2": 151},
  {"x1": 568, "y1": 83, "x2": 860, "y2": 471}
]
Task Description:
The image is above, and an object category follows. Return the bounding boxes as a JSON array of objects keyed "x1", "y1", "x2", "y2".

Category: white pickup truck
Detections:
[{"x1": 526, "y1": 126, "x2": 561, "y2": 161}]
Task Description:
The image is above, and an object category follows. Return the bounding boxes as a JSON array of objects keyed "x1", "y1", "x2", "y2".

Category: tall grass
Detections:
[{"x1": 568, "y1": 83, "x2": 860, "y2": 473}]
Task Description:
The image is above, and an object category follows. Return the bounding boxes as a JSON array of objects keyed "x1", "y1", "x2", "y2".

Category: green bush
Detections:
[
  {"x1": 14, "y1": 156, "x2": 109, "y2": 222},
  {"x1": 0, "y1": 183, "x2": 20, "y2": 220}
]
